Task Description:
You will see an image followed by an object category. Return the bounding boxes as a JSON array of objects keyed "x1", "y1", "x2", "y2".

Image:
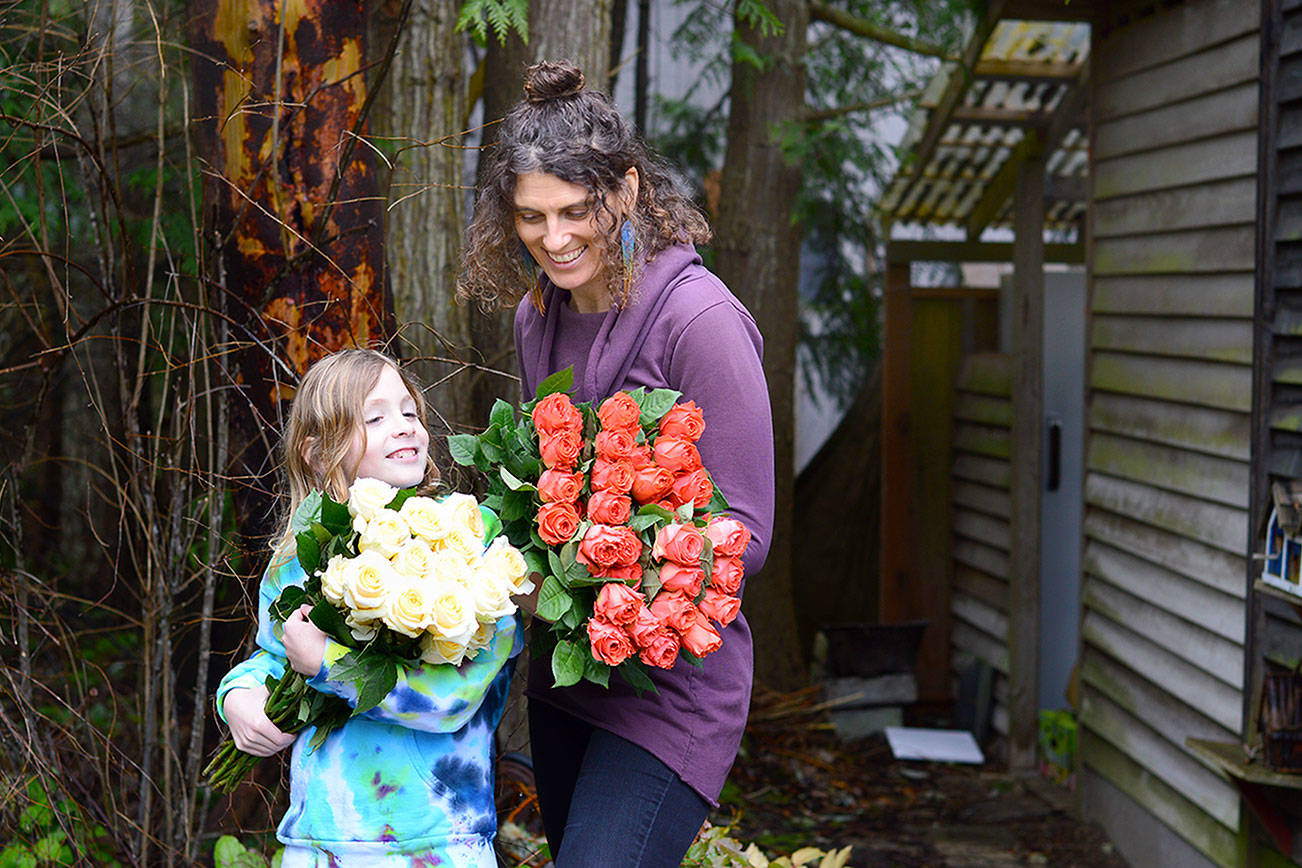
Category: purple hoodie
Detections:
[{"x1": 514, "y1": 243, "x2": 775, "y2": 804}]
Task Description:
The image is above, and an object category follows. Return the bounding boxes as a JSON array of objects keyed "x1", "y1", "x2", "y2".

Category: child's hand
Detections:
[
  {"x1": 283, "y1": 604, "x2": 328, "y2": 677},
  {"x1": 224, "y1": 685, "x2": 296, "y2": 756}
]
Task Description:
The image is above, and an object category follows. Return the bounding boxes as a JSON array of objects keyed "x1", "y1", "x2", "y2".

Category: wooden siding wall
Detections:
[
  {"x1": 951, "y1": 352, "x2": 1012, "y2": 738},
  {"x1": 1082, "y1": 1, "x2": 1256, "y2": 865}
]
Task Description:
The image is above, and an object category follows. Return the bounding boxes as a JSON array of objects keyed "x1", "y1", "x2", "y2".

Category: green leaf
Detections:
[
  {"x1": 627, "y1": 513, "x2": 662, "y2": 533},
  {"x1": 213, "y1": 837, "x2": 246, "y2": 868},
  {"x1": 447, "y1": 433, "x2": 480, "y2": 467},
  {"x1": 639, "y1": 388, "x2": 682, "y2": 424},
  {"x1": 30, "y1": 832, "x2": 66, "y2": 863},
  {"x1": 320, "y1": 493, "x2": 352, "y2": 534},
  {"x1": 679, "y1": 648, "x2": 704, "y2": 667},
  {"x1": 537, "y1": 576, "x2": 573, "y2": 622},
  {"x1": 676, "y1": 502, "x2": 695, "y2": 523},
  {"x1": 523, "y1": 548, "x2": 548, "y2": 577},
  {"x1": 551, "y1": 640, "x2": 586, "y2": 687},
  {"x1": 490, "y1": 398, "x2": 517, "y2": 429},
  {"x1": 616, "y1": 659, "x2": 658, "y2": 696},
  {"x1": 566, "y1": 561, "x2": 604, "y2": 586},
  {"x1": 308, "y1": 600, "x2": 352, "y2": 645},
  {"x1": 547, "y1": 549, "x2": 566, "y2": 580},
  {"x1": 706, "y1": 482, "x2": 730, "y2": 513},
  {"x1": 499, "y1": 489, "x2": 531, "y2": 523},
  {"x1": 290, "y1": 490, "x2": 324, "y2": 534},
  {"x1": 295, "y1": 531, "x2": 321, "y2": 576},
  {"x1": 481, "y1": 440, "x2": 505, "y2": 464},
  {"x1": 637, "y1": 503, "x2": 676, "y2": 523},
  {"x1": 480, "y1": 505, "x2": 502, "y2": 544},
  {"x1": 385, "y1": 488, "x2": 418, "y2": 513},
  {"x1": 583, "y1": 654, "x2": 611, "y2": 688},
  {"x1": 535, "y1": 367, "x2": 575, "y2": 399},
  {"x1": 270, "y1": 585, "x2": 308, "y2": 623},
  {"x1": 500, "y1": 466, "x2": 535, "y2": 492},
  {"x1": 328, "y1": 652, "x2": 398, "y2": 714}
]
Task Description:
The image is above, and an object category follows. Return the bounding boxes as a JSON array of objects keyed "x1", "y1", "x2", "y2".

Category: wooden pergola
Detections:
[{"x1": 877, "y1": 0, "x2": 1098, "y2": 768}]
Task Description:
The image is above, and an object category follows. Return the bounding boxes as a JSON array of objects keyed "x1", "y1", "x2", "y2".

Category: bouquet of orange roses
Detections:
[{"x1": 449, "y1": 368, "x2": 751, "y2": 693}]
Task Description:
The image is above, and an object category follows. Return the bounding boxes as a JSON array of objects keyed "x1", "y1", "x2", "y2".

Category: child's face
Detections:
[{"x1": 346, "y1": 364, "x2": 430, "y2": 489}]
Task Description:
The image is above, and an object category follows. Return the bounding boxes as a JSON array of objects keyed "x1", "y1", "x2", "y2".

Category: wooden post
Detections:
[
  {"x1": 1008, "y1": 153, "x2": 1046, "y2": 772},
  {"x1": 881, "y1": 260, "x2": 913, "y2": 625}
]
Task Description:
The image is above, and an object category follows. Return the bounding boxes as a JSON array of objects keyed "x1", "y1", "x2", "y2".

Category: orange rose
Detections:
[
  {"x1": 591, "y1": 562, "x2": 643, "y2": 583},
  {"x1": 590, "y1": 458, "x2": 635, "y2": 494},
  {"x1": 670, "y1": 468, "x2": 714, "y2": 511},
  {"x1": 652, "y1": 523, "x2": 705, "y2": 566},
  {"x1": 710, "y1": 555, "x2": 744, "y2": 595},
  {"x1": 532, "y1": 392, "x2": 582, "y2": 437},
  {"x1": 635, "y1": 621, "x2": 680, "y2": 669},
  {"x1": 704, "y1": 516, "x2": 751, "y2": 558},
  {"x1": 576, "y1": 524, "x2": 643, "y2": 570},
  {"x1": 588, "y1": 617, "x2": 635, "y2": 666},
  {"x1": 629, "y1": 442, "x2": 655, "y2": 469},
  {"x1": 653, "y1": 436, "x2": 702, "y2": 474},
  {"x1": 594, "y1": 428, "x2": 637, "y2": 461},
  {"x1": 539, "y1": 429, "x2": 583, "y2": 469},
  {"x1": 648, "y1": 591, "x2": 697, "y2": 634},
  {"x1": 659, "y1": 401, "x2": 705, "y2": 441},
  {"x1": 536, "y1": 501, "x2": 581, "y2": 546},
  {"x1": 631, "y1": 465, "x2": 674, "y2": 504},
  {"x1": 586, "y1": 490, "x2": 632, "y2": 525},
  {"x1": 699, "y1": 587, "x2": 741, "y2": 627},
  {"x1": 680, "y1": 608, "x2": 722, "y2": 658},
  {"x1": 593, "y1": 582, "x2": 644, "y2": 625},
  {"x1": 597, "y1": 391, "x2": 641, "y2": 432},
  {"x1": 537, "y1": 468, "x2": 584, "y2": 503},
  {"x1": 658, "y1": 561, "x2": 705, "y2": 598},
  {"x1": 626, "y1": 605, "x2": 662, "y2": 648}
]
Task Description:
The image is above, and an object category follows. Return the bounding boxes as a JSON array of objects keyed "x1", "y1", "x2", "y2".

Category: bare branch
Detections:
[{"x1": 807, "y1": 1, "x2": 961, "y2": 62}]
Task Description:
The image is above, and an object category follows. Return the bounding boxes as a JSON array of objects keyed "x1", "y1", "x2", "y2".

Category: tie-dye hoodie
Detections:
[{"x1": 217, "y1": 553, "x2": 521, "y2": 868}]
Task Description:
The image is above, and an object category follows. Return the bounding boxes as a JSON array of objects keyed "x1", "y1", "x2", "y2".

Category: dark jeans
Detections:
[{"x1": 527, "y1": 699, "x2": 710, "y2": 868}]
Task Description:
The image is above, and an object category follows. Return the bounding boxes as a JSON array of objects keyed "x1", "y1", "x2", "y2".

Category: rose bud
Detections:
[
  {"x1": 670, "y1": 468, "x2": 713, "y2": 511},
  {"x1": 704, "y1": 517, "x2": 751, "y2": 559},
  {"x1": 586, "y1": 490, "x2": 632, "y2": 525},
  {"x1": 588, "y1": 618, "x2": 635, "y2": 666},
  {"x1": 659, "y1": 562, "x2": 705, "y2": 598},
  {"x1": 709, "y1": 555, "x2": 744, "y2": 595},
  {"x1": 536, "y1": 501, "x2": 581, "y2": 546},
  {"x1": 593, "y1": 582, "x2": 644, "y2": 625},
  {"x1": 590, "y1": 458, "x2": 636, "y2": 494},
  {"x1": 537, "y1": 468, "x2": 584, "y2": 503},
  {"x1": 540, "y1": 429, "x2": 583, "y2": 469},
  {"x1": 659, "y1": 401, "x2": 706, "y2": 441},
  {"x1": 680, "y1": 609, "x2": 722, "y2": 658},
  {"x1": 699, "y1": 587, "x2": 741, "y2": 627},
  {"x1": 649, "y1": 591, "x2": 698, "y2": 634},
  {"x1": 597, "y1": 391, "x2": 642, "y2": 432},
  {"x1": 532, "y1": 392, "x2": 582, "y2": 437},
  {"x1": 576, "y1": 524, "x2": 643, "y2": 570},
  {"x1": 594, "y1": 428, "x2": 638, "y2": 462},
  {"x1": 631, "y1": 465, "x2": 674, "y2": 504},
  {"x1": 652, "y1": 523, "x2": 705, "y2": 566},
  {"x1": 653, "y1": 436, "x2": 702, "y2": 474}
]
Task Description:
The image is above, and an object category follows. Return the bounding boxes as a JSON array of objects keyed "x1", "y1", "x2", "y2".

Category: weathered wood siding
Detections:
[
  {"x1": 951, "y1": 353, "x2": 1012, "y2": 736},
  {"x1": 1081, "y1": 1, "x2": 1256, "y2": 865}
]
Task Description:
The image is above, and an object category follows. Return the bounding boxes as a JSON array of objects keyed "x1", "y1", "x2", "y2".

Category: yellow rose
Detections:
[
  {"x1": 427, "y1": 580, "x2": 476, "y2": 644},
  {"x1": 348, "y1": 478, "x2": 398, "y2": 520},
  {"x1": 342, "y1": 550, "x2": 396, "y2": 617},
  {"x1": 346, "y1": 613, "x2": 380, "y2": 642},
  {"x1": 320, "y1": 554, "x2": 350, "y2": 604},
  {"x1": 443, "y1": 493, "x2": 485, "y2": 544},
  {"x1": 420, "y1": 632, "x2": 468, "y2": 666},
  {"x1": 383, "y1": 584, "x2": 433, "y2": 638},
  {"x1": 468, "y1": 565, "x2": 516, "y2": 622},
  {"x1": 357, "y1": 508, "x2": 410, "y2": 558},
  {"x1": 400, "y1": 496, "x2": 451, "y2": 545},
  {"x1": 483, "y1": 537, "x2": 532, "y2": 594},
  {"x1": 444, "y1": 527, "x2": 484, "y2": 561},
  {"x1": 466, "y1": 619, "x2": 497, "y2": 654},
  {"x1": 428, "y1": 548, "x2": 474, "y2": 586},
  {"x1": 390, "y1": 538, "x2": 436, "y2": 582}
]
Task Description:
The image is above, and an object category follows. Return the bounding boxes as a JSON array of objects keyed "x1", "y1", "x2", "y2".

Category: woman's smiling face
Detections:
[{"x1": 512, "y1": 169, "x2": 637, "y2": 313}]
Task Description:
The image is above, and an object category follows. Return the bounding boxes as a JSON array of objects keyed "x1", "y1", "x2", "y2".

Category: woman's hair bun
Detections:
[{"x1": 523, "y1": 60, "x2": 586, "y2": 103}]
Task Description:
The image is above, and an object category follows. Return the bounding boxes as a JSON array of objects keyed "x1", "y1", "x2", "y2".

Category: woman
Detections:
[{"x1": 458, "y1": 60, "x2": 774, "y2": 868}]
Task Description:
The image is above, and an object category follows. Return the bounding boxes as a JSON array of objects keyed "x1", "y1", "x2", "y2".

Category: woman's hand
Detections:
[
  {"x1": 283, "y1": 604, "x2": 328, "y2": 677},
  {"x1": 223, "y1": 685, "x2": 296, "y2": 756}
]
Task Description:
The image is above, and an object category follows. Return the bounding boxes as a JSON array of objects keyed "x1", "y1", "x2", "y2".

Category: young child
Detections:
[{"x1": 217, "y1": 348, "x2": 521, "y2": 868}]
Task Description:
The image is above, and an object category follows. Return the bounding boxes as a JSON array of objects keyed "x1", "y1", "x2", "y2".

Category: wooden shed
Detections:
[{"x1": 876, "y1": 0, "x2": 1302, "y2": 865}]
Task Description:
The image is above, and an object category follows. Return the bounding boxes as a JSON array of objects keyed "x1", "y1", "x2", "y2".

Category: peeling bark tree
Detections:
[
  {"x1": 188, "y1": 0, "x2": 391, "y2": 540},
  {"x1": 713, "y1": 0, "x2": 809, "y2": 690}
]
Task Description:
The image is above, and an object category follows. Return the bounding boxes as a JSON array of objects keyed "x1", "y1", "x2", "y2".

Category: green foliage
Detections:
[
  {"x1": 456, "y1": 0, "x2": 529, "y2": 46},
  {"x1": 212, "y1": 835, "x2": 283, "y2": 868},
  {"x1": 0, "y1": 778, "x2": 122, "y2": 867}
]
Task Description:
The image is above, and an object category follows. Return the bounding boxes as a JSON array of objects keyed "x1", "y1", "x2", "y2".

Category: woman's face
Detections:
[{"x1": 512, "y1": 169, "x2": 637, "y2": 311}]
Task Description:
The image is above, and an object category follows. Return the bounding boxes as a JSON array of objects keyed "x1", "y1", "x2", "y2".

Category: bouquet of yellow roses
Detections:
[{"x1": 204, "y1": 479, "x2": 531, "y2": 793}]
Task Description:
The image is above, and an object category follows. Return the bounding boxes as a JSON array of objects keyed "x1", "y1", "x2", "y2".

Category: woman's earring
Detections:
[{"x1": 620, "y1": 218, "x2": 636, "y2": 297}]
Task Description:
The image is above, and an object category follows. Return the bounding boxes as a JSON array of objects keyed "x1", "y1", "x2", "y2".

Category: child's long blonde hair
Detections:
[{"x1": 275, "y1": 349, "x2": 439, "y2": 552}]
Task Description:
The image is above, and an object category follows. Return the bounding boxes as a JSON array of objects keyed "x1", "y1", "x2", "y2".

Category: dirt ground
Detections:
[{"x1": 497, "y1": 687, "x2": 1129, "y2": 867}]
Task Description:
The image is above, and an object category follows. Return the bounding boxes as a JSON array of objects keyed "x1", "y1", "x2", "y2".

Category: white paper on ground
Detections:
[{"x1": 884, "y1": 726, "x2": 984, "y2": 764}]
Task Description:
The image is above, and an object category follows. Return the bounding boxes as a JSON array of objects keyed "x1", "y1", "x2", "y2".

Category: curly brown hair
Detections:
[{"x1": 457, "y1": 60, "x2": 711, "y2": 312}]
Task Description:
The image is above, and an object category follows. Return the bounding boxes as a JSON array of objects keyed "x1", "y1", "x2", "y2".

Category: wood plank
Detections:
[
  {"x1": 953, "y1": 392, "x2": 1012, "y2": 427},
  {"x1": 1278, "y1": 147, "x2": 1302, "y2": 197},
  {"x1": 1280, "y1": 51, "x2": 1302, "y2": 103},
  {"x1": 951, "y1": 453, "x2": 1010, "y2": 488},
  {"x1": 1094, "y1": 0, "x2": 1258, "y2": 83},
  {"x1": 1084, "y1": 473, "x2": 1248, "y2": 554},
  {"x1": 951, "y1": 593, "x2": 1008, "y2": 642},
  {"x1": 1096, "y1": 33, "x2": 1258, "y2": 123},
  {"x1": 1276, "y1": 194, "x2": 1302, "y2": 243},
  {"x1": 1093, "y1": 273, "x2": 1254, "y2": 317},
  {"x1": 1083, "y1": 509, "x2": 1246, "y2": 599},
  {"x1": 1081, "y1": 689, "x2": 1241, "y2": 828},
  {"x1": 955, "y1": 352, "x2": 1011, "y2": 396},
  {"x1": 1095, "y1": 81, "x2": 1259, "y2": 163},
  {"x1": 951, "y1": 620, "x2": 1009, "y2": 674},
  {"x1": 1078, "y1": 730, "x2": 1242, "y2": 867},
  {"x1": 1093, "y1": 130, "x2": 1258, "y2": 200},
  {"x1": 1081, "y1": 648, "x2": 1239, "y2": 745},
  {"x1": 1090, "y1": 352, "x2": 1253, "y2": 413},
  {"x1": 1090, "y1": 393, "x2": 1251, "y2": 461},
  {"x1": 1086, "y1": 432, "x2": 1250, "y2": 509},
  {"x1": 1090, "y1": 316, "x2": 1253, "y2": 364},
  {"x1": 1083, "y1": 576, "x2": 1243, "y2": 686},
  {"x1": 1084, "y1": 540, "x2": 1247, "y2": 643},
  {"x1": 954, "y1": 564, "x2": 1008, "y2": 613},
  {"x1": 1092, "y1": 176, "x2": 1257, "y2": 238},
  {"x1": 954, "y1": 422, "x2": 1010, "y2": 460},
  {"x1": 1081, "y1": 610, "x2": 1242, "y2": 732},
  {"x1": 1093, "y1": 225, "x2": 1256, "y2": 276},
  {"x1": 953, "y1": 537, "x2": 1009, "y2": 579},
  {"x1": 954, "y1": 509, "x2": 1010, "y2": 551},
  {"x1": 953, "y1": 479, "x2": 1010, "y2": 520}
]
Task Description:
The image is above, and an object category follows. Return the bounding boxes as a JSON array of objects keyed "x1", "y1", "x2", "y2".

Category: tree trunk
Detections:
[
  {"x1": 371, "y1": 0, "x2": 471, "y2": 447},
  {"x1": 713, "y1": 0, "x2": 808, "y2": 690},
  {"x1": 187, "y1": 0, "x2": 391, "y2": 542}
]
